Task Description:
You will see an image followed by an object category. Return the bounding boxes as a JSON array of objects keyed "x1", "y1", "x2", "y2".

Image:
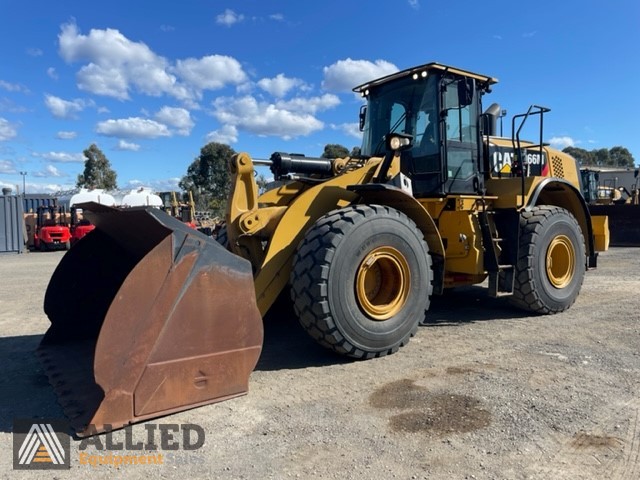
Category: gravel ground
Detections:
[{"x1": 0, "y1": 247, "x2": 639, "y2": 479}]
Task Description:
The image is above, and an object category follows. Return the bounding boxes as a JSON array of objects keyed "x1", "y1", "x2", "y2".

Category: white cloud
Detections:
[
  {"x1": 175, "y1": 55, "x2": 247, "y2": 92},
  {"x1": 33, "y1": 165, "x2": 64, "y2": 178},
  {"x1": 0, "y1": 80, "x2": 29, "y2": 93},
  {"x1": 58, "y1": 22, "x2": 248, "y2": 103},
  {"x1": 115, "y1": 139, "x2": 141, "y2": 151},
  {"x1": 123, "y1": 177, "x2": 180, "y2": 191},
  {"x1": 269, "y1": 14, "x2": 284, "y2": 21},
  {"x1": 213, "y1": 96, "x2": 324, "y2": 139},
  {"x1": 216, "y1": 9, "x2": 244, "y2": 27},
  {"x1": 205, "y1": 125, "x2": 238, "y2": 144},
  {"x1": 408, "y1": 0, "x2": 420, "y2": 9},
  {"x1": 97, "y1": 108, "x2": 194, "y2": 140},
  {"x1": 32, "y1": 182, "x2": 77, "y2": 194},
  {"x1": 44, "y1": 94, "x2": 93, "y2": 119},
  {"x1": 58, "y1": 22, "x2": 189, "y2": 101},
  {"x1": 47, "y1": 165, "x2": 64, "y2": 176},
  {"x1": 332, "y1": 123, "x2": 363, "y2": 139},
  {"x1": 27, "y1": 47, "x2": 43, "y2": 57},
  {"x1": 549, "y1": 136, "x2": 576, "y2": 149},
  {"x1": 56, "y1": 130, "x2": 78, "y2": 140},
  {"x1": 32, "y1": 151, "x2": 85, "y2": 163},
  {"x1": 0, "y1": 98, "x2": 28, "y2": 113},
  {"x1": 155, "y1": 106, "x2": 194, "y2": 136},
  {"x1": 0, "y1": 117, "x2": 18, "y2": 141},
  {"x1": 257, "y1": 74, "x2": 306, "y2": 98},
  {"x1": 75, "y1": 64, "x2": 131, "y2": 99},
  {"x1": 96, "y1": 117, "x2": 171, "y2": 139},
  {"x1": 0, "y1": 159, "x2": 17, "y2": 174},
  {"x1": 275, "y1": 94, "x2": 340, "y2": 114},
  {"x1": 236, "y1": 82, "x2": 254, "y2": 95},
  {"x1": 47, "y1": 67, "x2": 59, "y2": 80},
  {"x1": 322, "y1": 58, "x2": 398, "y2": 92}
]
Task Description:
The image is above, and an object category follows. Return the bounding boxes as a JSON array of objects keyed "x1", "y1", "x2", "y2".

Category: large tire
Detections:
[
  {"x1": 290, "y1": 205, "x2": 432, "y2": 359},
  {"x1": 511, "y1": 206, "x2": 586, "y2": 314}
]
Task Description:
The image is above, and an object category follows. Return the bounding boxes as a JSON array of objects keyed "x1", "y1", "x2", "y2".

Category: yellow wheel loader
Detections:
[{"x1": 39, "y1": 62, "x2": 609, "y2": 436}]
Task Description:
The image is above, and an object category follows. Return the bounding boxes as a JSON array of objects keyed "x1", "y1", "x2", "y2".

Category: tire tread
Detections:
[
  {"x1": 290, "y1": 205, "x2": 431, "y2": 359},
  {"x1": 511, "y1": 206, "x2": 585, "y2": 314}
]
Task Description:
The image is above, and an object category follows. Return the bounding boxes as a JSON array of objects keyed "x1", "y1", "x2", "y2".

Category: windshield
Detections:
[{"x1": 360, "y1": 74, "x2": 439, "y2": 157}]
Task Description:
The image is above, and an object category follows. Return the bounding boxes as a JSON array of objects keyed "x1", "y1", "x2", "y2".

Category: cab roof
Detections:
[{"x1": 353, "y1": 62, "x2": 499, "y2": 94}]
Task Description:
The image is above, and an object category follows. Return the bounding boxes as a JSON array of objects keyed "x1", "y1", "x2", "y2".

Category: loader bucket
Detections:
[{"x1": 38, "y1": 202, "x2": 263, "y2": 436}]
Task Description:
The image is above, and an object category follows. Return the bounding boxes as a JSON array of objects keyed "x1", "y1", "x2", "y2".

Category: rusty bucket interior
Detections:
[{"x1": 39, "y1": 203, "x2": 263, "y2": 437}]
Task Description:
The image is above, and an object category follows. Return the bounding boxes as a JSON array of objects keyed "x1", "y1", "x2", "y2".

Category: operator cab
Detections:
[{"x1": 354, "y1": 62, "x2": 497, "y2": 197}]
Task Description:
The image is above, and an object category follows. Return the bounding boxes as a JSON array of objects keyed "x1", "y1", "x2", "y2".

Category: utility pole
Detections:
[{"x1": 19, "y1": 171, "x2": 27, "y2": 195}]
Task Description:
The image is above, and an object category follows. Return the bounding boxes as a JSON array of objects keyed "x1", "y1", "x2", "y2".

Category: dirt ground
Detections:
[{"x1": 0, "y1": 247, "x2": 639, "y2": 479}]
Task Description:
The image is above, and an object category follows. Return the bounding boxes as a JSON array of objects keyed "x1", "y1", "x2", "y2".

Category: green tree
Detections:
[
  {"x1": 562, "y1": 147, "x2": 594, "y2": 166},
  {"x1": 608, "y1": 146, "x2": 635, "y2": 168},
  {"x1": 593, "y1": 148, "x2": 611, "y2": 166},
  {"x1": 321, "y1": 144, "x2": 349, "y2": 159},
  {"x1": 179, "y1": 142, "x2": 236, "y2": 215},
  {"x1": 256, "y1": 173, "x2": 269, "y2": 194},
  {"x1": 563, "y1": 145, "x2": 637, "y2": 168},
  {"x1": 77, "y1": 143, "x2": 118, "y2": 189}
]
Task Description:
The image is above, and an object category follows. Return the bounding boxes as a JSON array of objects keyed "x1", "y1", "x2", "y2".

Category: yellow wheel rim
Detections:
[
  {"x1": 546, "y1": 235, "x2": 575, "y2": 288},
  {"x1": 355, "y1": 246, "x2": 411, "y2": 320}
]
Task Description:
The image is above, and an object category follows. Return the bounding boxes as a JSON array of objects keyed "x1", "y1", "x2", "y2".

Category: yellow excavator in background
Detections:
[
  {"x1": 39, "y1": 62, "x2": 609, "y2": 436},
  {"x1": 169, "y1": 190, "x2": 197, "y2": 229},
  {"x1": 580, "y1": 167, "x2": 639, "y2": 246}
]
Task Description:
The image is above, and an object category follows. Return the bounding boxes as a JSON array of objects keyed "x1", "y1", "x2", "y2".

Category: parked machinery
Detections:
[
  {"x1": 34, "y1": 205, "x2": 71, "y2": 251},
  {"x1": 581, "y1": 167, "x2": 639, "y2": 246},
  {"x1": 169, "y1": 190, "x2": 197, "y2": 229},
  {"x1": 60, "y1": 189, "x2": 117, "y2": 246}
]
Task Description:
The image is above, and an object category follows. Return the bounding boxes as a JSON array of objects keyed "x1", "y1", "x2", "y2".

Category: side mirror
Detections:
[
  {"x1": 457, "y1": 78, "x2": 474, "y2": 107},
  {"x1": 359, "y1": 105, "x2": 367, "y2": 131}
]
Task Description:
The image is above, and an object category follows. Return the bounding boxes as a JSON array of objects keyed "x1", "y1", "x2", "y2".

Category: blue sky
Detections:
[{"x1": 1, "y1": 0, "x2": 639, "y2": 194}]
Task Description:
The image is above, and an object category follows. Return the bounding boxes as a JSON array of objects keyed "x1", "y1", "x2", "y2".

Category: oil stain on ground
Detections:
[
  {"x1": 571, "y1": 432, "x2": 622, "y2": 449},
  {"x1": 370, "y1": 378, "x2": 491, "y2": 435}
]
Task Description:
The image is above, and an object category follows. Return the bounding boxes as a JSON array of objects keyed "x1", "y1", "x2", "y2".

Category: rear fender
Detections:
[{"x1": 527, "y1": 178, "x2": 603, "y2": 265}]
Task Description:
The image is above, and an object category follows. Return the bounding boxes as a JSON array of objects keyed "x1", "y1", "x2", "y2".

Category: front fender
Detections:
[{"x1": 348, "y1": 183, "x2": 446, "y2": 295}]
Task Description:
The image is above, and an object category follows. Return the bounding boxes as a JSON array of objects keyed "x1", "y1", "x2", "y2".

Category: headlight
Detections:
[
  {"x1": 389, "y1": 136, "x2": 402, "y2": 150},
  {"x1": 386, "y1": 134, "x2": 413, "y2": 152}
]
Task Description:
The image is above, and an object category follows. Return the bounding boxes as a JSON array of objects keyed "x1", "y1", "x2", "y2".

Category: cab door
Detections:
[{"x1": 442, "y1": 77, "x2": 482, "y2": 194}]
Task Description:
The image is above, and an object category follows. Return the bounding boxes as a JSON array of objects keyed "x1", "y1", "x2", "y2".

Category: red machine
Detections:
[
  {"x1": 34, "y1": 205, "x2": 71, "y2": 251},
  {"x1": 69, "y1": 206, "x2": 95, "y2": 245}
]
